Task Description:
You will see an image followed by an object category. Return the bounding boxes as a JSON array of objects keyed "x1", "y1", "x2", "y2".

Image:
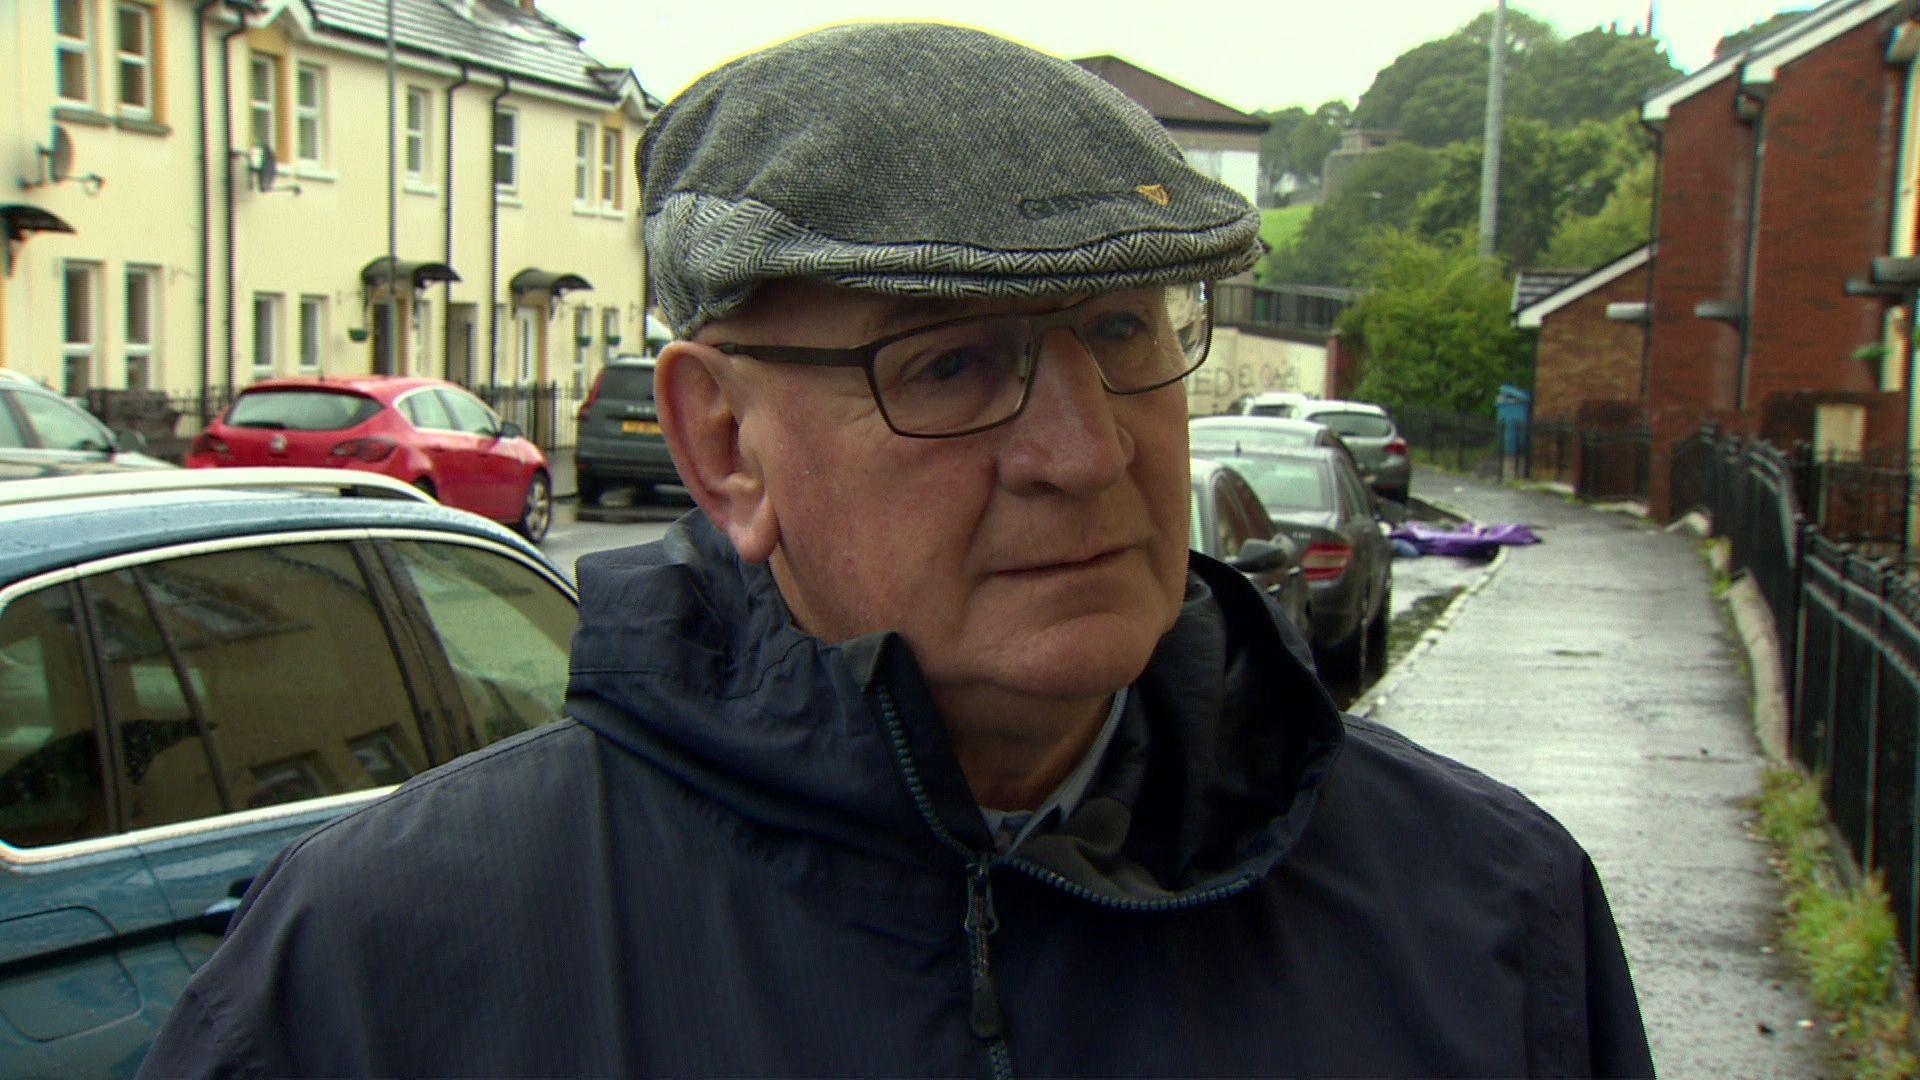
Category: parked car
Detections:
[
  {"x1": 1235, "y1": 390, "x2": 1315, "y2": 418},
  {"x1": 1191, "y1": 415, "x2": 1351, "y2": 455},
  {"x1": 574, "y1": 355, "x2": 681, "y2": 506},
  {"x1": 1, "y1": 378, "x2": 172, "y2": 470},
  {"x1": 1189, "y1": 457, "x2": 1310, "y2": 638},
  {"x1": 1204, "y1": 446, "x2": 1392, "y2": 682},
  {"x1": 1289, "y1": 400, "x2": 1411, "y2": 505},
  {"x1": 0, "y1": 467, "x2": 578, "y2": 1077},
  {"x1": 186, "y1": 376, "x2": 553, "y2": 542}
]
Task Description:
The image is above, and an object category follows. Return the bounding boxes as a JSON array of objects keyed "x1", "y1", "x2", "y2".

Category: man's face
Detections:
[{"x1": 704, "y1": 280, "x2": 1194, "y2": 716}]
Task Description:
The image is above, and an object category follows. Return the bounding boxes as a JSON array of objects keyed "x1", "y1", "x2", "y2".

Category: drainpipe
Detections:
[
  {"x1": 216, "y1": 3, "x2": 252, "y2": 408},
  {"x1": 443, "y1": 61, "x2": 469, "y2": 380},
  {"x1": 193, "y1": 0, "x2": 222, "y2": 423},
  {"x1": 1735, "y1": 83, "x2": 1768, "y2": 412},
  {"x1": 1637, "y1": 117, "x2": 1663, "y2": 400},
  {"x1": 487, "y1": 75, "x2": 511, "y2": 390}
]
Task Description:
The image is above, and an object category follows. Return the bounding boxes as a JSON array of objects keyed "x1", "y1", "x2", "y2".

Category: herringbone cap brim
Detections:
[{"x1": 639, "y1": 22, "x2": 1264, "y2": 337}]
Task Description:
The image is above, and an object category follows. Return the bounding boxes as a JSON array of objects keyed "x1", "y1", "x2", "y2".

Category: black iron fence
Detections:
[
  {"x1": 81, "y1": 383, "x2": 586, "y2": 463},
  {"x1": 1396, "y1": 407, "x2": 1654, "y2": 500},
  {"x1": 1676, "y1": 429, "x2": 1920, "y2": 994}
]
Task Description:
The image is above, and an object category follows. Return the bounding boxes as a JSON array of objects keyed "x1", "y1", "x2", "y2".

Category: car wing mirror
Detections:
[
  {"x1": 113, "y1": 427, "x2": 149, "y2": 454},
  {"x1": 1230, "y1": 537, "x2": 1293, "y2": 574},
  {"x1": 1374, "y1": 497, "x2": 1409, "y2": 525},
  {"x1": 496, "y1": 420, "x2": 524, "y2": 441}
]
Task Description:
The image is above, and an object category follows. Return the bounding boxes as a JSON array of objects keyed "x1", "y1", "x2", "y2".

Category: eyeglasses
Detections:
[{"x1": 712, "y1": 282, "x2": 1212, "y2": 438}]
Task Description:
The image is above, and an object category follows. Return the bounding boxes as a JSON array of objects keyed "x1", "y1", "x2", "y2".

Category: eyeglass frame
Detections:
[{"x1": 709, "y1": 281, "x2": 1213, "y2": 439}]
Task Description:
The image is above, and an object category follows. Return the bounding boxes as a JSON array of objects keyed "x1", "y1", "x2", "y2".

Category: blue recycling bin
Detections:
[{"x1": 1494, "y1": 385, "x2": 1531, "y2": 455}]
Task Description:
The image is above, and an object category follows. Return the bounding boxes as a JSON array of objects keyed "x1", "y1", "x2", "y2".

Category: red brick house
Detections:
[{"x1": 1636, "y1": 0, "x2": 1915, "y2": 518}]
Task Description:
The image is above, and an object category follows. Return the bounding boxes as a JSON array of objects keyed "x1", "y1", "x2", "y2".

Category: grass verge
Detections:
[{"x1": 1753, "y1": 765, "x2": 1919, "y2": 1079}]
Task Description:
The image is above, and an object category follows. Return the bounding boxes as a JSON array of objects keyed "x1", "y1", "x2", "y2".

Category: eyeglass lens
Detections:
[{"x1": 871, "y1": 284, "x2": 1209, "y2": 436}]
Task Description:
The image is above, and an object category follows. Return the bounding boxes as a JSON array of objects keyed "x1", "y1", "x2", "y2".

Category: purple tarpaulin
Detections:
[{"x1": 1389, "y1": 521, "x2": 1540, "y2": 560}]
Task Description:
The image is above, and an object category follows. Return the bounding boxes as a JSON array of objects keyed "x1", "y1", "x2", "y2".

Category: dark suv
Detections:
[{"x1": 574, "y1": 356, "x2": 680, "y2": 505}]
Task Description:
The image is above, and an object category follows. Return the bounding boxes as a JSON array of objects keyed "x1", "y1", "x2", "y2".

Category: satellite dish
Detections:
[
  {"x1": 252, "y1": 145, "x2": 278, "y2": 193},
  {"x1": 45, "y1": 126, "x2": 74, "y2": 183}
]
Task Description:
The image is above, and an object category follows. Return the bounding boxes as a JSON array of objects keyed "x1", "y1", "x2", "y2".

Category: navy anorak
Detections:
[{"x1": 138, "y1": 514, "x2": 1653, "y2": 1077}]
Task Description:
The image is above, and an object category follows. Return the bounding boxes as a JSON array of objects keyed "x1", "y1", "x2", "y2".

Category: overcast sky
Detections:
[{"x1": 536, "y1": 0, "x2": 1807, "y2": 115}]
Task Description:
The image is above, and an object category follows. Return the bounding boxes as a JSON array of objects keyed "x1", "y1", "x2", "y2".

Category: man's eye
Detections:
[
  {"x1": 1088, "y1": 311, "x2": 1150, "y2": 342},
  {"x1": 903, "y1": 347, "x2": 988, "y2": 385}
]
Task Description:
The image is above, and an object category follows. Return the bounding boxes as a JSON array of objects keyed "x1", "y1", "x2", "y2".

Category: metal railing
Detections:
[
  {"x1": 82, "y1": 383, "x2": 585, "y2": 463},
  {"x1": 1676, "y1": 429, "x2": 1920, "y2": 993}
]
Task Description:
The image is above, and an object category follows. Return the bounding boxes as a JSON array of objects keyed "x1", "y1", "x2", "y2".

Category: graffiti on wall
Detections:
[{"x1": 1185, "y1": 355, "x2": 1303, "y2": 415}]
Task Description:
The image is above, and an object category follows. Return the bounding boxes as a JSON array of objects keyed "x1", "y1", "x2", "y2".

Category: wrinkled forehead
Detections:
[{"x1": 699, "y1": 278, "x2": 1149, "y2": 349}]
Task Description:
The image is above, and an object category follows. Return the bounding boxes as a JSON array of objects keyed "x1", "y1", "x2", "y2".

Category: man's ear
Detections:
[{"x1": 655, "y1": 341, "x2": 779, "y2": 563}]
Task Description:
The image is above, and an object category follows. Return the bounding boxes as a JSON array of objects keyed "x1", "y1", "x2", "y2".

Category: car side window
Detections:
[
  {"x1": 1332, "y1": 463, "x2": 1372, "y2": 520},
  {"x1": 438, "y1": 390, "x2": 499, "y2": 437},
  {"x1": 0, "y1": 391, "x2": 29, "y2": 448},
  {"x1": 1222, "y1": 471, "x2": 1274, "y2": 542},
  {"x1": 15, "y1": 391, "x2": 115, "y2": 452},
  {"x1": 0, "y1": 586, "x2": 109, "y2": 848},
  {"x1": 385, "y1": 540, "x2": 573, "y2": 747},
  {"x1": 85, "y1": 542, "x2": 427, "y2": 831},
  {"x1": 1212, "y1": 475, "x2": 1254, "y2": 558},
  {"x1": 399, "y1": 390, "x2": 455, "y2": 432}
]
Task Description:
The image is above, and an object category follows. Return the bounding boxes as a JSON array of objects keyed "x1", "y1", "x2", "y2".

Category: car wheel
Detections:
[
  {"x1": 1384, "y1": 485, "x2": 1410, "y2": 506},
  {"x1": 576, "y1": 466, "x2": 604, "y2": 508},
  {"x1": 517, "y1": 472, "x2": 553, "y2": 544}
]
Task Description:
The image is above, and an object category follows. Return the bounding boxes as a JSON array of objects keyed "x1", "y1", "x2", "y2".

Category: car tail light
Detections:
[
  {"x1": 577, "y1": 369, "x2": 608, "y2": 422},
  {"x1": 1384, "y1": 438, "x2": 1408, "y2": 457},
  {"x1": 1300, "y1": 541, "x2": 1352, "y2": 582},
  {"x1": 329, "y1": 437, "x2": 398, "y2": 463},
  {"x1": 190, "y1": 432, "x2": 229, "y2": 456}
]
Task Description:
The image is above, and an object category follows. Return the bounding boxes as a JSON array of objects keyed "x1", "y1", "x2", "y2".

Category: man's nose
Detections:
[{"x1": 997, "y1": 326, "x2": 1132, "y2": 493}]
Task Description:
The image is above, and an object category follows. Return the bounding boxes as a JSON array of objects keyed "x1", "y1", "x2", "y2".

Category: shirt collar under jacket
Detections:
[{"x1": 980, "y1": 688, "x2": 1129, "y2": 855}]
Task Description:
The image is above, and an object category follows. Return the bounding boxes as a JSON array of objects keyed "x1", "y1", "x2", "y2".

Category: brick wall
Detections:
[
  {"x1": 1747, "y1": 18, "x2": 1903, "y2": 411},
  {"x1": 1532, "y1": 264, "x2": 1649, "y2": 423}
]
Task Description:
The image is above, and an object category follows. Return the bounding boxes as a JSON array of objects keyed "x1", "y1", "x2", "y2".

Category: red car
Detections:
[{"x1": 187, "y1": 376, "x2": 553, "y2": 542}]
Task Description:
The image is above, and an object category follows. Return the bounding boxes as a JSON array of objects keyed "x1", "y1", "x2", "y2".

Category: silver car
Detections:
[{"x1": 1289, "y1": 400, "x2": 1410, "y2": 505}]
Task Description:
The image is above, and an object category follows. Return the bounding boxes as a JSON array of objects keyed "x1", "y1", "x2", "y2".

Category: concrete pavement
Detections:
[{"x1": 1363, "y1": 466, "x2": 1831, "y2": 1077}]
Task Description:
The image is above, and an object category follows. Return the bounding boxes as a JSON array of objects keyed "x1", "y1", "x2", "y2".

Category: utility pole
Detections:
[
  {"x1": 385, "y1": 0, "x2": 399, "y2": 375},
  {"x1": 1477, "y1": 0, "x2": 1507, "y2": 259}
]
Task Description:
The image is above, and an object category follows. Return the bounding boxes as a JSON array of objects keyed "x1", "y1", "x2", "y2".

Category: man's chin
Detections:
[{"x1": 980, "y1": 614, "x2": 1165, "y2": 702}]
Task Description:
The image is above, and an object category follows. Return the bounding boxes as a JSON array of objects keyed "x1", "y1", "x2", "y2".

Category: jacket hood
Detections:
[{"x1": 566, "y1": 512, "x2": 1344, "y2": 904}]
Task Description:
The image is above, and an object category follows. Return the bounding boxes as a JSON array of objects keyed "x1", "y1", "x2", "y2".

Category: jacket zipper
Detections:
[{"x1": 874, "y1": 686, "x2": 1259, "y2": 1079}]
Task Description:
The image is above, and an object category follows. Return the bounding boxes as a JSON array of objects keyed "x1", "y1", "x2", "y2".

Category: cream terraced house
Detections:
[{"x1": 2, "y1": 0, "x2": 654, "y2": 430}]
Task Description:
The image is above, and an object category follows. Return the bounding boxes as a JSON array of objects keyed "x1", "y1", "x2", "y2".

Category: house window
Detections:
[
  {"x1": 62, "y1": 262, "x2": 100, "y2": 396},
  {"x1": 404, "y1": 86, "x2": 431, "y2": 181},
  {"x1": 573, "y1": 122, "x2": 593, "y2": 204},
  {"x1": 298, "y1": 295, "x2": 325, "y2": 374},
  {"x1": 295, "y1": 64, "x2": 326, "y2": 165},
  {"x1": 125, "y1": 266, "x2": 158, "y2": 389},
  {"x1": 572, "y1": 306, "x2": 590, "y2": 394},
  {"x1": 252, "y1": 293, "x2": 282, "y2": 382},
  {"x1": 600, "y1": 127, "x2": 621, "y2": 209},
  {"x1": 115, "y1": 2, "x2": 153, "y2": 116},
  {"x1": 493, "y1": 107, "x2": 518, "y2": 192},
  {"x1": 412, "y1": 297, "x2": 432, "y2": 375},
  {"x1": 249, "y1": 54, "x2": 279, "y2": 154},
  {"x1": 55, "y1": 0, "x2": 92, "y2": 104},
  {"x1": 601, "y1": 307, "x2": 620, "y2": 366}
]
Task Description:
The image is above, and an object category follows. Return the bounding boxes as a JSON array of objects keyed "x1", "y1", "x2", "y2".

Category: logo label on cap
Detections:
[{"x1": 1018, "y1": 183, "x2": 1174, "y2": 221}]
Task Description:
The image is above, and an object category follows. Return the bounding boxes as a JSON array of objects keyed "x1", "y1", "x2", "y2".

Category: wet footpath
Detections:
[{"x1": 1360, "y1": 466, "x2": 1830, "y2": 1077}]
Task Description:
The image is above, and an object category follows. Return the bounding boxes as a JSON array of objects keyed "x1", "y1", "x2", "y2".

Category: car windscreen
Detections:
[
  {"x1": 597, "y1": 366, "x2": 655, "y2": 401},
  {"x1": 1247, "y1": 404, "x2": 1295, "y2": 418},
  {"x1": 1216, "y1": 455, "x2": 1332, "y2": 513},
  {"x1": 1191, "y1": 423, "x2": 1312, "y2": 451},
  {"x1": 226, "y1": 390, "x2": 382, "y2": 431},
  {"x1": 1304, "y1": 411, "x2": 1393, "y2": 439}
]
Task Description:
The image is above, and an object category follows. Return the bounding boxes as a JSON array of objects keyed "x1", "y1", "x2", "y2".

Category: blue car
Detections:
[{"x1": 0, "y1": 468, "x2": 577, "y2": 1076}]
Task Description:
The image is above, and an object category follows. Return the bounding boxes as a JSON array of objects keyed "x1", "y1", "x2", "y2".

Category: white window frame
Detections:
[
  {"x1": 404, "y1": 86, "x2": 432, "y2": 182},
  {"x1": 572, "y1": 306, "x2": 591, "y2": 393},
  {"x1": 573, "y1": 122, "x2": 593, "y2": 205},
  {"x1": 411, "y1": 297, "x2": 433, "y2": 376},
  {"x1": 601, "y1": 307, "x2": 620, "y2": 366},
  {"x1": 493, "y1": 107, "x2": 519, "y2": 193},
  {"x1": 295, "y1": 63, "x2": 326, "y2": 166},
  {"x1": 249, "y1": 54, "x2": 278, "y2": 154},
  {"x1": 124, "y1": 265, "x2": 159, "y2": 389},
  {"x1": 62, "y1": 261, "x2": 101, "y2": 396},
  {"x1": 115, "y1": 2, "x2": 154, "y2": 118},
  {"x1": 298, "y1": 295, "x2": 326, "y2": 375},
  {"x1": 55, "y1": 0, "x2": 93, "y2": 105},
  {"x1": 252, "y1": 293, "x2": 283, "y2": 382},
  {"x1": 599, "y1": 127, "x2": 620, "y2": 210}
]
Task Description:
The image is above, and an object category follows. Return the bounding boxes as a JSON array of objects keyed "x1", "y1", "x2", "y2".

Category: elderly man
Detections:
[{"x1": 139, "y1": 23, "x2": 1652, "y2": 1078}]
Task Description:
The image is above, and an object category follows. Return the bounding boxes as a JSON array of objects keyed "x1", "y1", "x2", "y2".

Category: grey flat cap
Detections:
[{"x1": 639, "y1": 22, "x2": 1263, "y2": 337}]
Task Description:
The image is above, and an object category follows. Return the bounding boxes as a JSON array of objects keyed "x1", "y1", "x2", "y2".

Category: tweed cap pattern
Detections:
[{"x1": 639, "y1": 22, "x2": 1264, "y2": 337}]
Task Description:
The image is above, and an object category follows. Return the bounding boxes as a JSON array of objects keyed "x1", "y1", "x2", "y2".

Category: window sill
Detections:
[
  {"x1": 115, "y1": 115, "x2": 169, "y2": 136},
  {"x1": 53, "y1": 105, "x2": 112, "y2": 127},
  {"x1": 598, "y1": 206, "x2": 627, "y2": 221},
  {"x1": 496, "y1": 191, "x2": 523, "y2": 207},
  {"x1": 404, "y1": 180, "x2": 439, "y2": 197},
  {"x1": 294, "y1": 165, "x2": 338, "y2": 183}
]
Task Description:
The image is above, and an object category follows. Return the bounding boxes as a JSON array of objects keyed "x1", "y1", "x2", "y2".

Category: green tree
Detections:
[
  {"x1": 1263, "y1": 142, "x2": 1440, "y2": 285},
  {"x1": 1540, "y1": 154, "x2": 1655, "y2": 267},
  {"x1": 1715, "y1": 10, "x2": 1810, "y2": 57},
  {"x1": 1339, "y1": 231, "x2": 1533, "y2": 415},
  {"x1": 1413, "y1": 116, "x2": 1637, "y2": 267},
  {"x1": 1529, "y1": 29, "x2": 1680, "y2": 127}
]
